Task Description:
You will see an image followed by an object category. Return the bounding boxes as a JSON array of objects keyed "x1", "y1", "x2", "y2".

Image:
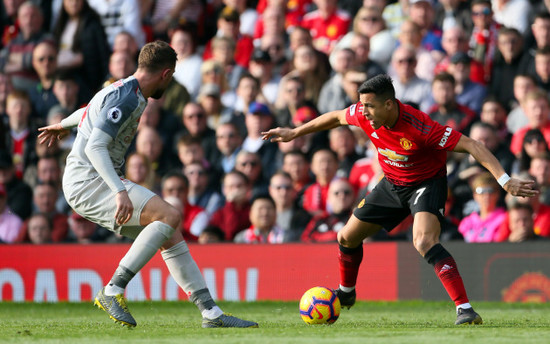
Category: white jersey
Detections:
[{"x1": 64, "y1": 76, "x2": 147, "y2": 186}]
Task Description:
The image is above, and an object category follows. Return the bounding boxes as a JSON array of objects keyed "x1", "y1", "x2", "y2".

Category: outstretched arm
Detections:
[
  {"x1": 261, "y1": 109, "x2": 348, "y2": 142},
  {"x1": 37, "y1": 107, "x2": 85, "y2": 146},
  {"x1": 453, "y1": 135, "x2": 538, "y2": 197}
]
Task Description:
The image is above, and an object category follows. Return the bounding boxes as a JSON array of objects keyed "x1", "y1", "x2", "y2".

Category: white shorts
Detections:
[{"x1": 63, "y1": 175, "x2": 156, "y2": 237}]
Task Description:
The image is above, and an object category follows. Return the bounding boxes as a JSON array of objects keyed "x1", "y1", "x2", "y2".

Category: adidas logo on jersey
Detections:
[{"x1": 440, "y1": 264, "x2": 453, "y2": 273}]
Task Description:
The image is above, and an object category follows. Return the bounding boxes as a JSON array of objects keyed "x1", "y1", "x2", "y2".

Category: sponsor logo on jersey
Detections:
[
  {"x1": 107, "y1": 107, "x2": 122, "y2": 123},
  {"x1": 400, "y1": 137, "x2": 413, "y2": 150},
  {"x1": 371, "y1": 132, "x2": 379, "y2": 139},
  {"x1": 378, "y1": 148, "x2": 408, "y2": 162},
  {"x1": 349, "y1": 104, "x2": 356, "y2": 116},
  {"x1": 358, "y1": 199, "x2": 365, "y2": 208},
  {"x1": 438, "y1": 127, "x2": 453, "y2": 147}
]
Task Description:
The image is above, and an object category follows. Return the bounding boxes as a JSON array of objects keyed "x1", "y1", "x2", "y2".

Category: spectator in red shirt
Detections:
[
  {"x1": 301, "y1": 0, "x2": 351, "y2": 54},
  {"x1": 209, "y1": 170, "x2": 252, "y2": 240},
  {"x1": 510, "y1": 89, "x2": 550, "y2": 157},
  {"x1": 161, "y1": 171, "x2": 208, "y2": 242},
  {"x1": 302, "y1": 148, "x2": 338, "y2": 216}
]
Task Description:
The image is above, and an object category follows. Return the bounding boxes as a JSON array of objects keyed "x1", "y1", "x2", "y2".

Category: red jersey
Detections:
[
  {"x1": 345, "y1": 100, "x2": 462, "y2": 186},
  {"x1": 510, "y1": 123, "x2": 550, "y2": 157},
  {"x1": 301, "y1": 9, "x2": 350, "y2": 54}
]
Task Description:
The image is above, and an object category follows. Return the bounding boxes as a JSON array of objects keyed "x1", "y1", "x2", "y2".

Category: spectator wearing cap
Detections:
[
  {"x1": 171, "y1": 24, "x2": 203, "y2": 101},
  {"x1": 434, "y1": 26, "x2": 486, "y2": 85},
  {"x1": 243, "y1": 101, "x2": 279, "y2": 177},
  {"x1": 202, "y1": 6, "x2": 254, "y2": 69},
  {"x1": 0, "y1": 151, "x2": 33, "y2": 220},
  {"x1": 300, "y1": 0, "x2": 351, "y2": 55},
  {"x1": 488, "y1": 27, "x2": 525, "y2": 110},
  {"x1": 248, "y1": 48, "x2": 281, "y2": 105},
  {"x1": 0, "y1": 182, "x2": 23, "y2": 243},
  {"x1": 446, "y1": 52, "x2": 487, "y2": 115}
]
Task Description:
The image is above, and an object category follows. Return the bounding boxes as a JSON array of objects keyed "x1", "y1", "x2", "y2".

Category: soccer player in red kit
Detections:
[{"x1": 262, "y1": 74, "x2": 538, "y2": 325}]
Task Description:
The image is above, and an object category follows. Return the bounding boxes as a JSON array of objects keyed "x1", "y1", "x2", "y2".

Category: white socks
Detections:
[{"x1": 339, "y1": 285, "x2": 355, "y2": 293}]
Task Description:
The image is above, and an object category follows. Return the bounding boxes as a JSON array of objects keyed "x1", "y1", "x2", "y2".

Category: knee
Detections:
[
  {"x1": 337, "y1": 228, "x2": 355, "y2": 248},
  {"x1": 413, "y1": 234, "x2": 437, "y2": 256},
  {"x1": 163, "y1": 206, "x2": 181, "y2": 230}
]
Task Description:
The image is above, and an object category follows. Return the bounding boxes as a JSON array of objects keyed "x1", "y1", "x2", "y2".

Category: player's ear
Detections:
[{"x1": 161, "y1": 68, "x2": 172, "y2": 79}]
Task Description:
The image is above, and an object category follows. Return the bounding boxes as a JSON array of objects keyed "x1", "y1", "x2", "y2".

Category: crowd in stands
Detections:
[{"x1": 1, "y1": 0, "x2": 550, "y2": 245}]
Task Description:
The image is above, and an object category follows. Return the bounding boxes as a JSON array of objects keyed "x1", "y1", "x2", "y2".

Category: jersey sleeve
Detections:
[
  {"x1": 345, "y1": 102, "x2": 363, "y2": 127},
  {"x1": 94, "y1": 87, "x2": 138, "y2": 139},
  {"x1": 424, "y1": 118, "x2": 462, "y2": 151}
]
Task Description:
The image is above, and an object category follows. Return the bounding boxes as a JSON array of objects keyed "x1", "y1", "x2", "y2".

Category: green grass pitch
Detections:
[{"x1": 0, "y1": 300, "x2": 549, "y2": 344}]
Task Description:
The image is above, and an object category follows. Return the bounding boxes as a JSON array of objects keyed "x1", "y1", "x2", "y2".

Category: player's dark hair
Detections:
[
  {"x1": 251, "y1": 194, "x2": 276, "y2": 208},
  {"x1": 357, "y1": 74, "x2": 395, "y2": 102},
  {"x1": 138, "y1": 41, "x2": 177, "y2": 73}
]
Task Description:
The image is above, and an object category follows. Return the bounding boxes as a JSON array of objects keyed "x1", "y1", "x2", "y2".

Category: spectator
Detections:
[
  {"x1": 458, "y1": 172, "x2": 506, "y2": 242},
  {"x1": 15, "y1": 181, "x2": 68, "y2": 243},
  {"x1": 390, "y1": 44, "x2": 432, "y2": 112},
  {"x1": 0, "y1": 1, "x2": 53, "y2": 91},
  {"x1": 0, "y1": 0, "x2": 24, "y2": 47},
  {"x1": 287, "y1": 45, "x2": 330, "y2": 106},
  {"x1": 514, "y1": 129, "x2": 549, "y2": 174},
  {"x1": 259, "y1": 32, "x2": 290, "y2": 78},
  {"x1": 0, "y1": 151, "x2": 32, "y2": 219},
  {"x1": 427, "y1": 72, "x2": 476, "y2": 134},
  {"x1": 274, "y1": 75, "x2": 318, "y2": 128},
  {"x1": 301, "y1": 0, "x2": 351, "y2": 54},
  {"x1": 510, "y1": 89, "x2": 550, "y2": 157},
  {"x1": 35, "y1": 155, "x2": 69, "y2": 214},
  {"x1": 88, "y1": 0, "x2": 145, "y2": 48},
  {"x1": 446, "y1": 52, "x2": 487, "y2": 115},
  {"x1": 529, "y1": 152, "x2": 550, "y2": 205},
  {"x1": 0, "y1": 72, "x2": 14, "y2": 118},
  {"x1": 329, "y1": 126, "x2": 362, "y2": 177},
  {"x1": 28, "y1": 41, "x2": 58, "y2": 123},
  {"x1": 112, "y1": 31, "x2": 139, "y2": 62},
  {"x1": 26, "y1": 212, "x2": 53, "y2": 244},
  {"x1": 349, "y1": 140, "x2": 383, "y2": 196},
  {"x1": 252, "y1": 3, "x2": 287, "y2": 46},
  {"x1": 506, "y1": 203, "x2": 538, "y2": 242},
  {"x1": 52, "y1": 69, "x2": 83, "y2": 115},
  {"x1": 224, "y1": 0, "x2": 258, "y2": 37},
  {"x1": 301, "y1": 178, "x2": 355, "y2": 242},
  {"x1": 282, "y1": 150, "x2": 313, "y2": 201},
  {"x1": 242, "y1": 101, "x2": 279, "y2": 177},
  {"x1": 225, "y1": 73, "x2": 263, "y2": 131},
  {"x1": 533, "y1": 46, "x2": 550, "y2": 93},
  {"x1": 65, "y1": 211, "x2": 103, "y2": 243},
  {"x1": 135, "y1": 125, "x2": 172, "y2": 181},
  {"x1": 351, "y1": 7, "x2": 396, "y2": 68},
  {"x1": 210, "y1": 36, "x2": 247, "y2": 90},
  {"x1": 184, "y1": 162, "x2": 224, "y2": 216},
  {"x1": 179, "y1": 102, "x2": 219, "y2": 164},
  {"x1": 480, "y1": 97, "x2": 511, "y2": 144},
  {"x1": 318, "y1": 48, "x2": 356, "y2": 111},
  {"x1": 394, "y1": 19, "x2": 437, "y2": 82},
  {"x1": 176, "y1": 135, "x2": 209, "y2": 174},
  {"x1": 144, "y1": 0, "x2": 202, "y2": 41},
  {"x1": 506, "y1": 74, "x2": 537, "y2": 134},
  {"x1": 302, "y1": 148, "x2": 338, "y2": 216},
  {"x1": 382, "y1": 0, "x2": 410, "y2": 39},
  {"x1": 0, "y1": 182, "x2": 23, "y2": 243},
  {"x1": 214, "y1": 122, "x2": 243, "y2": 174},
  {"x1": 434, "y1": 0, "x2": 473, "y2": 33},
  {"x1": 469, "y1": 0, "x2": 499, "y2": 85},
  {"x1": 247, "y1": 48, "x2": 280, "y2": 106},
  {"x1": 196, "y1": 83, "x2": 228, "y2": 131},
  {"x1": 102, "y1": 51, "x2": 136, "y2": 88},
  {"x1": 519, "y1": 11, "x2": 550, "y2": 77},
  {"x1": 496, "y1": 172, "x2": 550, "y2": 240},
  {"x1": 268, "y1": 171, "x2": 311, "y2": 241},
  {"x1": 234, "y1": 195, "x2": 284, "y2": 243},
  {"x1": 4, "y1": 89, "x2": 37, "y2": 179},
  {"x1": 235, "y1": 150, "x2": 269, "y2": 198},
  {"x1": 202, "y1": 6, "x2": 254, "y2": 69},
  {"x1": 161, "y1": 171, "x2": 208, "y2": 242},
  {"x1": 138, "y1": 98, "x2": 181, "y2": 162},
  {"x1": 125, "y1": 152, "x2": 156, "y2": 193},
  {"x1": 408, "y1": 0, "x2": 443, "y2": 55},
  {"x1": 198, "y1": 224, "x2": 225, "y2": 244},
  {"x1": 488, "y1": 27, "x2": 525, "y2": 110},
  {"x1": 52, "y1": 0, "x2": 110, "y2": 97},
  {"x1": 171, "y1": 25, "x2": 202, "y2": 101},
  {"x1": 209, "y1": 170, "x2": 252, "y2": 241}
]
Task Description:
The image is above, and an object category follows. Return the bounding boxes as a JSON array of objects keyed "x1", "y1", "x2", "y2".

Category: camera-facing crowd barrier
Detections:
[{"x1": 0, "y1": 242, "x2": 548, "y2": 303}]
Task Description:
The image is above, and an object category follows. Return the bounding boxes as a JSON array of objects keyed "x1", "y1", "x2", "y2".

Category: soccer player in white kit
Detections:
[{"x1": 38, "y1": 41, "x2": 257, "y2": 328}]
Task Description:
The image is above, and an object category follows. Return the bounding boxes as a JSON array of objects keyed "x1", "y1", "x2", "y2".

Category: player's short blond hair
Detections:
[{"x1": 137, "y1": 40, "x2": 177, "y2": 73}]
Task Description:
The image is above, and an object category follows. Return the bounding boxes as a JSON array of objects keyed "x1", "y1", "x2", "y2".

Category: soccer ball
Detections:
[{"x1": 299, "y1": 286, "x2": 341, "y2": 325}]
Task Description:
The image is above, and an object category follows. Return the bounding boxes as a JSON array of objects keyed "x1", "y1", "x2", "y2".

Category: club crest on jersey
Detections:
[
  {"x1": 378, "y1": 148, "x2": 409, "y2": 162},
  {"x1": 357, "y1": 199, "x2": 365, "y2": 208},
  {"x1": 107, "y1": 107, "x2": 122, "y2": 123},
  {"x1": 349, "y1": 104, "x2": 357, "y2": 116},
  {"x1": 400, "y1": 138, "x2": 413, "y2": 150}
]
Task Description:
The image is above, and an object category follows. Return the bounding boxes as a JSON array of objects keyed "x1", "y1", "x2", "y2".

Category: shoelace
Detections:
[{"x1": 115, "y1": 294, "x2": 130, "y2": 314}]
